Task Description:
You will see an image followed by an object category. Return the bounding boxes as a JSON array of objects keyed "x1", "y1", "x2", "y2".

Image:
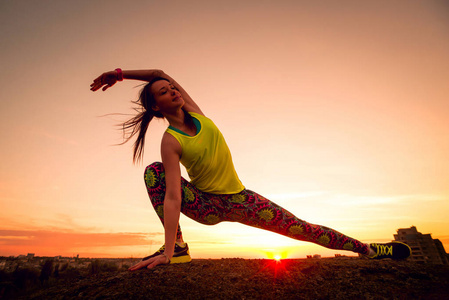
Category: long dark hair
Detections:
[
  {"x1": 121, "y1": 77, "x2": 167, "y2": 164},
  {"x1": 121, "y1": 77, "x2": 194, "y2": 164}
]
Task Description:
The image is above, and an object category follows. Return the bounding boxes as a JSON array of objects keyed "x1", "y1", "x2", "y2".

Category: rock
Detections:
[{"x1": 14, "y1": 257, "x2": 449, "y2": 299}]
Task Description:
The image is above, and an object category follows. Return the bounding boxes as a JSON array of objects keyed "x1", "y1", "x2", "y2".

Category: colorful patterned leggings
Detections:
[{"x1": 144, "y1": 162, "x2": 369, "y2": 255}]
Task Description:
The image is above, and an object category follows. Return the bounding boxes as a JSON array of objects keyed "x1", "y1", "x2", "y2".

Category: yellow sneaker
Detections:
[
  {"x1": 142, "y1": 243, "x2": 192, "y2": 264},
  {"x1": 368, "y1": 242, "x2": 411, "y2": 260}
]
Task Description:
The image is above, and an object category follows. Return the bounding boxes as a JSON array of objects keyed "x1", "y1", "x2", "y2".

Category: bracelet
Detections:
[
  {"x1": 115, "y1": 68, "x2": 123, "y2": 81},
  {"x1": 161, "y1": 253, "x2": 170, "y2": 264}
]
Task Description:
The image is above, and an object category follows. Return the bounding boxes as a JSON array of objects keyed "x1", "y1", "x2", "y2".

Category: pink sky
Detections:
[{"x1": 1, "y1": 0, "x2": 448, "y2": 258}]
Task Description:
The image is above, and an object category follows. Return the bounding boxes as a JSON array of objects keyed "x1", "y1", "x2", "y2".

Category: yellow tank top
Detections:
[{"x1": 166, "y1": 112, "x2": 245, "y2": 194}]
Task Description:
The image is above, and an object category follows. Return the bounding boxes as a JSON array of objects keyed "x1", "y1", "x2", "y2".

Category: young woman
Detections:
[{"x1": 90, "y1": 69, "x2": 411, "y2": 270}]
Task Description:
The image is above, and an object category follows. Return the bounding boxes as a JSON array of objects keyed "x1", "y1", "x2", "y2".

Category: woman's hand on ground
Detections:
[
  {"x1": 128, "y1": 254, "x2": 169, "y2": 271},
  {"x1": 90, "y1": 71, "x2": 118, "y2": 92}
]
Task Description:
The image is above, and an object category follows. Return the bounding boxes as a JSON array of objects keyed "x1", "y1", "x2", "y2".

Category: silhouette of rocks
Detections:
[{"x1": 20, "y1": 257, "x2": 449, "y2": 299}]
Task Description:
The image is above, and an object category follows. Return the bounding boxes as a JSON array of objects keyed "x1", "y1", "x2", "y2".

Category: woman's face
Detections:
[{"x1": 150, "y1": 80, "x2": 184, "y2": 114}]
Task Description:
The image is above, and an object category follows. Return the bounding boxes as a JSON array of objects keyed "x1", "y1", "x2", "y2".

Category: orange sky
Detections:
[{"x1": 1, "y1": 0, "x2": 448, "y2": 259}]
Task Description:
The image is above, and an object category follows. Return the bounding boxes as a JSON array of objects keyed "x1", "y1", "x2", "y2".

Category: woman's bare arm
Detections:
[
  {"x1": 159, "y1": 132, "x2": 183, "y2": 262},
  {"x1": 90, "y1": 69, "x2": 204, "y2": 115}
]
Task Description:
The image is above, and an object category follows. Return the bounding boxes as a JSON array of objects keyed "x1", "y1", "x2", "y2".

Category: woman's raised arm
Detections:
[{"x1": 90, "y1": 69, "x2": 203, "y2": 115}]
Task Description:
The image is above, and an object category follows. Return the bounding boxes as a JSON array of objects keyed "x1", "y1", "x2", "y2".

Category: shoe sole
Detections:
[
  {"x1": 170, "y1": 248, "x2": 192, "y2": 264},
  {"x1": 170, "y1": 254, "x2": 192, "y2": 264}
]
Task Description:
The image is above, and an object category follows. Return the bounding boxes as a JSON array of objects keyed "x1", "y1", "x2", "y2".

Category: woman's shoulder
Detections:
[
  {"x1": 188, "y1": 111, "x2": 205, "y2": 118},
  {"x1": 188, "y1": 111, "x2": 212, "y2": 123},
  {"x1": 161, "y1": 131, "x2": 182, "y2": 153}
]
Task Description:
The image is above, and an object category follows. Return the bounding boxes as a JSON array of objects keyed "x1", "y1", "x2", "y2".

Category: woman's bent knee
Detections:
[
  {"x1": 145, "y1": 161, "x2": 163, "y2": 174},
  {"x1": 144, "y1": 162, "x2": 164, "y2": 190}
]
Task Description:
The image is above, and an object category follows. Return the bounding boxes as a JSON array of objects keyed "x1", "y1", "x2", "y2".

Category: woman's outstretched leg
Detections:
[
  {"x1": 223, "y1": 191, "x2": 410, "y2": 259},
  {"x1": 223, "y1": 190, "x2": 371, "y2": 255}
]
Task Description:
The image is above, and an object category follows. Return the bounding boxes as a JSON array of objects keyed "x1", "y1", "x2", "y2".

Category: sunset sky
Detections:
[{"x1": 1, "y1": 0, "x2": 448, "y2": 259}]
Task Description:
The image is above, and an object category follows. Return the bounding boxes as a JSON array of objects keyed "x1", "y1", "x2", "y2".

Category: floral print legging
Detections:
[{"x1": 145, "y1": 162, "x2": 369, "y2": 255}]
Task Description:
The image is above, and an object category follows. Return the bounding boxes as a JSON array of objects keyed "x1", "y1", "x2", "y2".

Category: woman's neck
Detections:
[
  {"x1": 165, "y1": 109, "x2": 196, "y2": 136},
  {"x1": 164, "y1": 109, "x2": 186, "y2": 128}
]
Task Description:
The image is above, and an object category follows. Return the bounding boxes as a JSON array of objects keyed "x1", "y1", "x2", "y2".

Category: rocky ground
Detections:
[{"x1": 14, "y1": 257, "x2": 449, "y2": 299}]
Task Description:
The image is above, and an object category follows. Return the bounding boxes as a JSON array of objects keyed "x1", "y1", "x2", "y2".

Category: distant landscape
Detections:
[{"x1": 1, "y1": 256, "x2": 448, "y2": 299}]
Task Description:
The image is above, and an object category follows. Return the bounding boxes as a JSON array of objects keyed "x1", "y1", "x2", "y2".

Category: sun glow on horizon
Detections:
[{"x1": 264, "y1": 249, "x2": 290, "y2": 261}]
